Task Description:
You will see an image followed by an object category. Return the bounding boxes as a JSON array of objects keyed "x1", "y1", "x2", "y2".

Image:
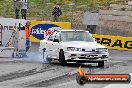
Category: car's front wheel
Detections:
[{"x1": 59, "y1": 49, "x2": 67, "y2": 66}]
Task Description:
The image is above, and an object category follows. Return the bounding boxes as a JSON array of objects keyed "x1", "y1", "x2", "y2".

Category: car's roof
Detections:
[{"x1": 59, "y1": 29, "x2": 85, "y2": 32}]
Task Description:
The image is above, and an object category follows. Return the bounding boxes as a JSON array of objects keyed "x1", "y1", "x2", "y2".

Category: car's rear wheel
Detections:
[
  {"x1": 59, "y1": 49, "x2": 67, "y2": 66},
  {"x1": 98, "y1": 61, "x2": 104, "y2": 68}
]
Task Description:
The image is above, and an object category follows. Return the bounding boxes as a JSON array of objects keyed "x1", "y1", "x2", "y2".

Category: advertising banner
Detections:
[
  {"x1": 0, "y1": 18, "x2": 71, "y2": 44},
  {"x1": 93, "y1": 34, "x2": 132, "y2": 51},
  {"x1": 0, "y1": 18, "x2": 27, "y2": 46},
  {"x1": 30, "y1": 21, "x2": 71, "y2": 42}
]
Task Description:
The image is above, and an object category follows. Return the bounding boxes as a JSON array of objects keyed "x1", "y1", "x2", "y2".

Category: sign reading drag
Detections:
[
  {"x1": 93, "y1": 34, "x2": 132, "y2": 51},
  {"x1": 31, "y1": 24, "x2": 60, "y2": 40}
]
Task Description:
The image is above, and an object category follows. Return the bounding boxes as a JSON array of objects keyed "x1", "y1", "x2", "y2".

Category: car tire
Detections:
[
  {"x1": 98, "y1": 61, "x2": 104, "y2": 68},
  {"x1": 42, "y1": 48, "x2": 46, "y2": 59},
  {"x1": 59, "y1": 49, "x2": 67, "y2": 66}
]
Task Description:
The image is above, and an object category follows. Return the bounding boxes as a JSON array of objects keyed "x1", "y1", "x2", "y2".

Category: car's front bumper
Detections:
[{"x1": 64, "y1": 51, "x2": 109, "y2": 61}]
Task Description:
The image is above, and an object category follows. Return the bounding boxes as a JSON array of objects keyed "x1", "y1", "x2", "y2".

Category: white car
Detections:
[{"x1": 39, "y1": 30, "x2": 109, "y2": 67}]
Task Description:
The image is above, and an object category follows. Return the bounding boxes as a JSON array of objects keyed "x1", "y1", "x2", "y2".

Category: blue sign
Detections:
[{"x1": 31, "y1": 24, "x2": 60, "y2": 40}]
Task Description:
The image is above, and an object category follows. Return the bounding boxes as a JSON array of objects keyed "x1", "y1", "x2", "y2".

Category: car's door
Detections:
[
  {"x1": 51, "y1": 32, "x2": 61, "y2": 59},
  {"x1": 46, "y1": 32, "x2": 57, "y2": 57}
]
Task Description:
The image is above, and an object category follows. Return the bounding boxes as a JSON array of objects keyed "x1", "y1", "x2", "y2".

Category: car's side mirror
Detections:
[
  {"x1": 53, "y1": 39, "x2": 59, "y2": 42},
  {"x1": 96, "y1": 39, "x2": 100, "y2": 43}
]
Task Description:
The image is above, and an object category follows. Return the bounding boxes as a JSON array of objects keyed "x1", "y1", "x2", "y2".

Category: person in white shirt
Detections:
[{"x1": 21, "y1": 0, "x2": 28, "y2": 19}]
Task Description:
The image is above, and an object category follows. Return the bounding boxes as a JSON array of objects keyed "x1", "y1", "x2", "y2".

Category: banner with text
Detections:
[
  {"x1": 93, "y1": 34, "x2": 132, "y2": 51},
  {"x1": 0, "y1": 18, "x2": 26, "y2": 46},
  {"x1": 30, "y1": 21, "x2": 71, "y2": 42}
]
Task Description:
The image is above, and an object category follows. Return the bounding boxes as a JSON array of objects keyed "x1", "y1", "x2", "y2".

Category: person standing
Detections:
[
  {"x1": 14, "y1": 0, "x2": 20, "y2": 19},
  {"x1": 52, "y1": 4, "x2": 62, "y2": 22},
  {"x1": 21, "y1": 21, "x2": 31, "y2": 52},
  {"x1": 20, "y1": 0, "x2": 28, "y2": 19}
]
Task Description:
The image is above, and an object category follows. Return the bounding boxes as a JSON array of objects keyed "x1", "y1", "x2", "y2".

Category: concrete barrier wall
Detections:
[
  {"x1": 110, "y1": 4, "x2": 132, "y2": 10},
  {"x1": 101, "y1": 15, "x2": 132, "y2": 22},
  {"x1": 99, "y1": 10, "x2": 132, "y2": 16}
]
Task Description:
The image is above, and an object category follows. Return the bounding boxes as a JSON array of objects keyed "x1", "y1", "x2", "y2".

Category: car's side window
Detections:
[
  {"x1": 48, "y1": 32, "x2": 60, "y2": 42},
  {"x1": 54, "y1": 33, "x2": 60, "y2": 40},
  {"x1": 48, "y1": 32, "x2": 56, "y2": 41}
]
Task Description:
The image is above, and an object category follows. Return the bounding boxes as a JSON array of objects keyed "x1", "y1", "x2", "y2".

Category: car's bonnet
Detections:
[{"x1": 61, "y1": 41, "x2": 106, "y2": 49}]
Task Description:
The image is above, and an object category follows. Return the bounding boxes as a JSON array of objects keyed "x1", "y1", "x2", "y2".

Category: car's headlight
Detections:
[
  {"x1": 67, "y1": 47, "x2": 81, "y2": 51},
  {"x1": 96, "y1": 48, "x2": 108, "y2": 52}
]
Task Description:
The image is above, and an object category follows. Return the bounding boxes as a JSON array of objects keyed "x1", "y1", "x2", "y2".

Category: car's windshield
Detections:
[{"x1": 61, "y1": 31, "x2": 94, "y2": 42}]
